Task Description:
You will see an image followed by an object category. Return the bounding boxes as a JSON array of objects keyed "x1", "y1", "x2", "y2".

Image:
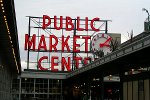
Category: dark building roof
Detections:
[{"x1": 0, "y1": 0, "x2": 21, "y2": 74}]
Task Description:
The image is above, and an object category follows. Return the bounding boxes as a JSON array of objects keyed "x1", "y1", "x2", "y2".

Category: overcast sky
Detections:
[{"x1": 14, "y1": 0, "x2": 150, "y2": 69}]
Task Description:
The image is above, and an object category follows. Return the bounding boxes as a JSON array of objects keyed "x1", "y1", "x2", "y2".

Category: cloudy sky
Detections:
[{"x1": 14, "y1": 0, "x2": 150, "y2": 70}]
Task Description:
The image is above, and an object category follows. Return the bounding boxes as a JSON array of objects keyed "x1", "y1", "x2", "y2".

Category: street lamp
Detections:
[{"x1": 142, "y1": 8, "x2": 150, "y2": 22}]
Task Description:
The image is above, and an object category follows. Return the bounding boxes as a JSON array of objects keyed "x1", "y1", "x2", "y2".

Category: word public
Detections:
[
  {"x1": 25, "y1": 15, "x2": 100, "y2": 72},
  {"x1": 42, "y1": 15, "x2": 100, "y2": 31}
]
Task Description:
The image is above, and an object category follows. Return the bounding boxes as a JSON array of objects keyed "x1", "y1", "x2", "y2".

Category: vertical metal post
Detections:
[
  {"x1": 27, "y1": 16, "x2": 31, "y2": 69},
  {"x1": 61, "y1": 25, "x2": 63, "y2": 71},
  {"x1": 37, "y1": 18, "x2": 40, "y2": 70},
  {"x1": 34, "y1": 78, "x2": 35, "y2": 98},
  {"x1": 19, "y1": 78, "x2": 21, "y2": 100},
  {"x1": 48, "y1": 79, "x2": 49, "y2": 99},
  {"x1": 105, "y1": 21, "x2": 108, "y2": 34},
  {"x1": 72, "y1": 19, "x2": 77, "y2": 71}
]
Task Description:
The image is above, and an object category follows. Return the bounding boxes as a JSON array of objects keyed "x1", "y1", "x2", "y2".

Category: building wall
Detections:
[
  {"x1": 123, "y1": 79, "x2": 150, "y2": 100},
  {"x1": 0, "y1": 53, "x2": 13, "y2": 100}
]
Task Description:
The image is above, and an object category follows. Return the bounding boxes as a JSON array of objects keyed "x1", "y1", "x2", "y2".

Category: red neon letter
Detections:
[
  {"x1": 73, "y1": 36, "x2": 80, "y2": 52},
  {"x1": 62, "y1": 35, "x2": 70, "y2": 52},
  {"x1": 77, "y1": 16, "x2": 84, "y2": 31},
  {"x1": 90, "y1": 17, "x2": 100, "y2": 32},
  {"x1": 42, "y1": 15, "x2": 51, "y2": 29},
  {"x1": 66, "y1": 16, "x2": 74, "y2": 31},
  {"x1": 51, "y1": 56, "x2": 58, "y2": 72},
  {"x1": 50, "y1": 35, "x2": 58, "y2": 52},
  {"x1": 38, "y1": 35, "x2": 47, "y2": 51},
  {"x1": 24, "y1": 34, "x2": 36, "y2": 51},
  {"x1": 85, "y1": 17, "x2": 88, "y2": 31},
  {"x1": 54, "y1": 16, "x2": 63, "y2": 30},
  {"x1": 38, "y1": 56, "x2": 48, "y2": 70},
  {"x1": 74, "y1": 57, "x2": 82, "y2": 69},
  {"x1": 82, "y1": 36, "x2": 91, "y2": 52},
  {"x1": 84, "y1": 57, "x2": 91, "y2": 65},
  {"x1": 61, "y1": 57, "x2": 71, "y2": 72}
]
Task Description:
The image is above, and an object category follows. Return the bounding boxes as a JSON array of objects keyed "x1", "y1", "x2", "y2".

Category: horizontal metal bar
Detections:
[
  {"x1": 30, "y1": 35, "x2": 92, "y2": 38},
  {"x1": 26, "y1": 16, "x2": 112, "y2": 22},
  {"x1": 28, "y1": 50, "x2": 92, "y2": 53},
  {"x1": 28, "y1": 62, "x2": 84, "y2": 64},
  {"x1": 31, "y1": 26, "x2": 106, "y2": 31}
]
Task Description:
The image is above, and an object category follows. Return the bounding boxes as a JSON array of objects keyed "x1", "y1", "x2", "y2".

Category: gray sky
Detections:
[{"x1": 14, "y1": 0, "x2": 150, "y2": 69}]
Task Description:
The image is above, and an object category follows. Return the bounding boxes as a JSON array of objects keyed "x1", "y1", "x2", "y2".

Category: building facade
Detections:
[{"x1": 0, "y1": 0, "x2": 21, "y2": 100}]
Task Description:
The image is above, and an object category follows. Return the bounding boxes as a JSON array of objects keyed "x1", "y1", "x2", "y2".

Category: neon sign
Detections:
[{"x1": 24, "y1": 15, "x2": 101, "y2": 72}]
